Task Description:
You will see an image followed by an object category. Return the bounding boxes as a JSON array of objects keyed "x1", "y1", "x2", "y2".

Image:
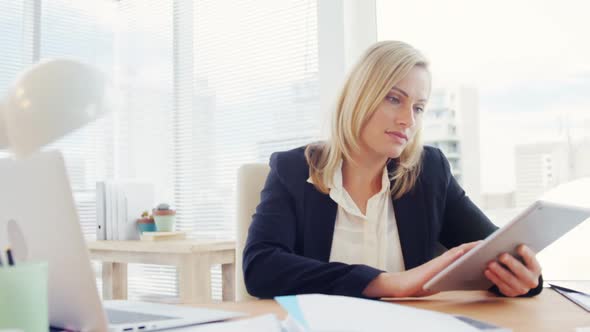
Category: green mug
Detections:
[{"x1": 0, "y1": 262, "x2": 49, "y2": 332}]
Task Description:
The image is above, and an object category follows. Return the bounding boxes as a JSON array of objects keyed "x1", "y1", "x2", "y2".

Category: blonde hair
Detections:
[{"x1": 305, "y1": 41, "x2": 429, "y2": 199}]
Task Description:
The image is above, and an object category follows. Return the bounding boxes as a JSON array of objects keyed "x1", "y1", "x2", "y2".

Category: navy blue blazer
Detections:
[{"x1": 243, "y1": 145, "x2": 542, "y2": 298}]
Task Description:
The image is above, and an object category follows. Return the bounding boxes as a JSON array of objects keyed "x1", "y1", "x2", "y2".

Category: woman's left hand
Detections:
[{"x1": 484, "y1": 244, "x2": 542, "y2": 297}]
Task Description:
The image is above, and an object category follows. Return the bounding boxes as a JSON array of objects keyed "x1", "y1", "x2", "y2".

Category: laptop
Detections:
[{"x1": 0, "y1": 151, "x2": 243, "y2": 331}]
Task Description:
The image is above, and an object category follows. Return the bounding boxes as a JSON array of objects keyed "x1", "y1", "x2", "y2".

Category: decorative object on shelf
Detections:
[
  {"x1": 153, "y1": 203, "x2": 176, "y2": 232},
  {"x1": 136, "y1": 211, "x2": 156, "y2": 233}
]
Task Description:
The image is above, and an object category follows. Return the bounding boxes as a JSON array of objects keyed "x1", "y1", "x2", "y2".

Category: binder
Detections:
[
  {"x1": 96, "y1": 181, "x2": 155, "y2": 240},
  {"x1": 96, "y1": 182, "x2": 106, "y2": 240}
]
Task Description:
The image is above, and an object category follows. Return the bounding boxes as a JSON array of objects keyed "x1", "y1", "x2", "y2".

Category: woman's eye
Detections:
[
  {"x1": 386, "y1": 96, "x2": 400, "y2": 104},
  {"x1": 414, "y1": 106, "x2": 425, "y2": 113}
]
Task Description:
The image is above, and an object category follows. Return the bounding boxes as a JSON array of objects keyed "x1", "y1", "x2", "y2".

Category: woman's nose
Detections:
[{"x1": 396, "y1": 105, "x2": 415, "y2": 128}]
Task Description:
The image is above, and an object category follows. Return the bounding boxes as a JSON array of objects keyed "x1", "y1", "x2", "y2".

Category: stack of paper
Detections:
[
  {"x1": 276, "y1": 294, "x2": 510, "y2": 332},
  {"x1": 549, "y1": 282, "x2": 590, "y2": 312}
]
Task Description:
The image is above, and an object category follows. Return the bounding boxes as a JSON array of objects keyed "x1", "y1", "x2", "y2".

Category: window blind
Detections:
[
  {"x1": 39, "y1": 0, "x2": 116, "y2": 238},
  {"x1": 113, "y1": 0, "x2": 320, "y2": 301},
  {"x1": 178, "y1": 0, "x2": 320, "y2": 299},
  {"x1": 178, "y1": 0, "x2": 320, "y2": 238},
  {"x1": 0, "y1": 1, "x2": 25, "y2": 159},
  {"x1": 119, "y1": 0, "x2": 319, "y2": 298},
  {"x1": 114, "y1": 0, "x2": 178, "y2": 301},
  {"x1": 0, "y1": 1, "x2": 25, "y2": 96}
]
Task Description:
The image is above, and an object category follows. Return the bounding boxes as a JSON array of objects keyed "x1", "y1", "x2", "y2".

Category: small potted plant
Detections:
[
  {"x1": 153, "y1": 203, "x2": 176, "y2": 232},
  {"x1": 136, "y1": 211, "x2": 156, "y2": 233}
]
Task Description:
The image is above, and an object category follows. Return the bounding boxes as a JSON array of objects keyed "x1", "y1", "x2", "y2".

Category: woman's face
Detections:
[{"x1": 359, "y1": 66, "x2": 430, "y2": 160}]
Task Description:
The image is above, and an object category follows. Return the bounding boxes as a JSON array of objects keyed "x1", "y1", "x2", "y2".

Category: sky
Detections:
[{"x1": 376, "y1": 0, "x2": 590, "y2": 193}]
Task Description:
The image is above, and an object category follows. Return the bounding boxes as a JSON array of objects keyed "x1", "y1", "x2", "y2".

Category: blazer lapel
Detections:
[
  {"x1": 304, "y1": 183, "x2": 337, "y2": 262},
  {"x1": 391, "y1": 172, "x2": 430, "y2": 270}
]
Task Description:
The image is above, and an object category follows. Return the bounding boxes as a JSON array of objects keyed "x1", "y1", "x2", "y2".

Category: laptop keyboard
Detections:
[{"x1": 106, "y1": 308, "x2": 177, "y2": 325}]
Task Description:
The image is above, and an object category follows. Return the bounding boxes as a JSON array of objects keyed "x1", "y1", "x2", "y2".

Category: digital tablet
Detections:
[{"x1": 423, "y1": 200, "x2": 590, "y2": 292}]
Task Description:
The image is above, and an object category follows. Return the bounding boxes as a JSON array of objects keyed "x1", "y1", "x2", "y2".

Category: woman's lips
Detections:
[{"x1": 386, "y1": 131, "x2": 408, "y2": 143}]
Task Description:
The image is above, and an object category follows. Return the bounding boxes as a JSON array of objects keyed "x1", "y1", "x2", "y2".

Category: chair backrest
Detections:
[{"x1": 235, "y1": 163, "x2": 270, "y2": 301}]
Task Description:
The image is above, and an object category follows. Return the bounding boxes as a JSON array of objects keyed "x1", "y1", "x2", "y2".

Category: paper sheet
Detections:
[{"x1": 285, "y1": 294, "x2": 481, "y2": 332}]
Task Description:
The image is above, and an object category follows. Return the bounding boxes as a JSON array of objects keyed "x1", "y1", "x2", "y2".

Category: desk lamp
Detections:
[{"x1": 0, "y1": 59, "x2": 110, "y2": 158}]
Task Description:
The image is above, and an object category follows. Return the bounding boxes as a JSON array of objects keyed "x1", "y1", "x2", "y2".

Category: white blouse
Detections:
[{"x1": 308, "y1": 162, "x2": 405, "y2": 272}]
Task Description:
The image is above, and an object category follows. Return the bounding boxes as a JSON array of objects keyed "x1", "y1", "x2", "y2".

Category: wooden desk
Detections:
[
  {"x1": 87, "y1": 240, "x2": 235, "y2": 303},
  {"x1": 189, "y1": 288, "x2": 590, "y2": 332}
]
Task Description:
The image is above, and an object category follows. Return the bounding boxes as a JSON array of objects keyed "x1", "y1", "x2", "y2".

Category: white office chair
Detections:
[{"x1": 235, "y1": 163, "x2": 270, "y2": 301}]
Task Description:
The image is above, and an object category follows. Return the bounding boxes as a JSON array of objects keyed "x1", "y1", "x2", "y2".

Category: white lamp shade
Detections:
[{"x1": 0, "y1": 59, "x2": 109, "y2": 158}]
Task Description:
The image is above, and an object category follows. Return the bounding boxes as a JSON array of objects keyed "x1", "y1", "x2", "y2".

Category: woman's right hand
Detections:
[{"x1": 363, "y1": 241, "x2": 481, "y2": 298}]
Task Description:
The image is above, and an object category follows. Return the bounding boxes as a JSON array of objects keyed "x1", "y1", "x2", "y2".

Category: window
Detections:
[
  {"x1": 41, "y1": 0, "x2": 117, "y2": 236},
  {"x1": 180, "y1": 0, "x2": 319, "y2": 238},
  {"x1": 377, "y1": 0, "x2": 590, "y2": 279},
  {"x1": 109, "y1": 0, "x2": 319, "y2": 301},
  {"x1": 177, "y1": 0, "x2": 319, "y2": 298},
  {"x1": 113, "y1": 0, "x2": 177, "y2": 301}
]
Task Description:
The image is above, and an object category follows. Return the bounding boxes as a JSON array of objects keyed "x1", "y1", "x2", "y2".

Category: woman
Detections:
[{"x1": 243, "y1": 41, "x2": 542, "y2": 299}]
